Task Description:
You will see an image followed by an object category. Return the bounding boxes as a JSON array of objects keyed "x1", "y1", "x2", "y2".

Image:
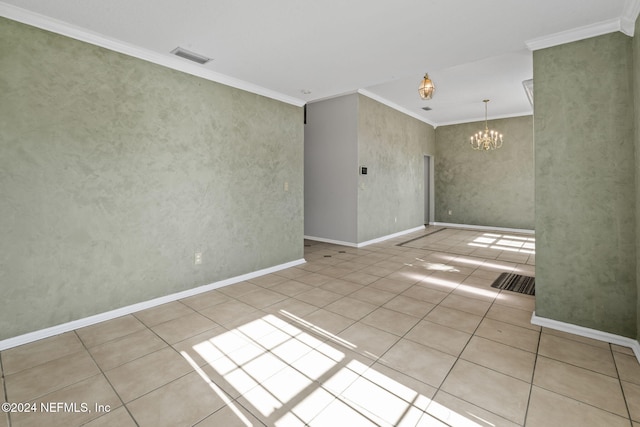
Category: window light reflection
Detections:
[
  {"x1": 181, "y1": 351, "x2": 253, "y2": 427},
  {"x1": 467, "y1": 233, "x2": 535, "y2": 256},
  {"x1": 184, "y1": 312, "x2": 490, "y2": 425}
]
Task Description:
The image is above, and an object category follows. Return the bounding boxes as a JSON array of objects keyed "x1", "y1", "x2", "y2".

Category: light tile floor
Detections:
[{"x1": 1, "y1": 227, "x2": 639, "y2": 426}]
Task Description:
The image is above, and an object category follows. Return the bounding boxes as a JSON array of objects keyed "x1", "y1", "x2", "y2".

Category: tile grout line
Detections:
[
  {"x1": 195, "y1": 296, "x2": 385, "y2": 426},
  {"x1": 422, "y1": 284, "x2": 527, "y2": 426},
  {"x1": 522, "y1": 337, "x2": 635, "y2": 422},
  {"x1": 522, "y1": 324, "x2": 543, "y2": 426},
  {"x1": 534, "y1": 344, "x2": 628, "y2": 379},
  {"x1": 403, "y1": 242, "x2": 534, "y2": 423},
  {"x1": 332, "y1": 269, "x2": 444, "y2": 425},
  {"x1": 78, "y1": 312, "x2": 232, "y2": 426},
  {"x1": 0, "y1": 352, "x2": 11, "y2": 427},
  {"x1": 365, "y1": 260, "x2": 510, "y2": 425},
  {"x1": 207, "y1": 235, "x2": 530, "y2": 424},
  {"x1": 610, "y1": 342, "x2": 635, "y2": 424},
  {"x1": 269, "y1": 241, "x2": 446, "y2": 423},
  {"x1": 529, "y1": 377, "x2": 635, "y2": 421},
  {"x1": 2, "y1": 339, "x2": 126, "y2": 424},
  {"x1": 73, "y1": 329, "x2": 141, "y2": 427},
  {"x1": 80, "y1": 311, "x2": 240, "y2": 427},
  {"x1": 3, "y1": 230, "x2": 536, "y2": 427}
]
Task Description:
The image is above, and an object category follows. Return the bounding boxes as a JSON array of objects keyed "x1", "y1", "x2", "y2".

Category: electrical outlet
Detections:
[
  {"x1": 284, "y1": 181, "x2": 289, "y2": 192},
  {"x1": 194, "y1": 252, "x2": 202, "y2": 265},
  {"x1": 394, "y1": 217, "x2": 397, "y2": 223},
  {"x1": 448, "y1": 210, "x2": 452, "y2": 215}
]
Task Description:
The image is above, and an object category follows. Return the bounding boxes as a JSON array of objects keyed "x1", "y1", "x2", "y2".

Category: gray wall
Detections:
[
  {"x1": 0, "y1": 17, "x2": 304, "y2": 340},
  {"x1": 357, "y1": 95, "x2": 435, "y2": 242},
  {"x1": 304, "y1": 94, "x2": 435, "y2": 245},
  {"x1": 434, "y1": 116, "x2": 534, "y2": 229},
  {"x1": 304, "y1": 95, "x2": 358, "y2": 243},
  {"x1": 534, "y1": 32, "x2": 636, "y2": 338}
]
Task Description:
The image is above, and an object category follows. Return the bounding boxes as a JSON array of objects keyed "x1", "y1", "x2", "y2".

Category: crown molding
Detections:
[
  {"x1": 356, "y1": 89, "x2": 437, "y2": 128},
  {"x1": 525, "y1": 1, "x2": 640, "y2": 49},
  {"x1": 525, "y1": 18, "x2": 621, "y2": 51},
  {"x1": 356, "y1": 89, "x2": 532, "y2": 128},
  {"x1": 621, "y1": 0, "x2": 640, "y2": 36},
  {"x1": 306, "y1": 89, "x2": 359, "y2": 104},
  {"x1": 0, "y1": 2, "x2": 305, "y2": 107},
  {"x1": 436, "y1": 111, "x2": 533, "y2": 128}
]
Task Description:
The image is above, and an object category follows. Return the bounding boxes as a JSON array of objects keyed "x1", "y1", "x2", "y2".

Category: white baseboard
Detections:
[
  {"x1": 305, "y1": 225, "x2": 426, "y2": 249},
  {"x1": 303, "y1": 235, "x2": 358, "y2": 248},
  {"x1": 432, "y1": 222, "x2": 535, "y2": 235},
  {"x1": 531, "y1": 312, "x2": 640, "y2": 363},
  {"x1": 0, "y1": 258, "x2": 306, "y2": 351},
  {"x1": 356, "y1": 226, "x2": 426, "y2": 247}
]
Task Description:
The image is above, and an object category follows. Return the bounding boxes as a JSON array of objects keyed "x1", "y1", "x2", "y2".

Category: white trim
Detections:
[
  {"x1": 357, "y1": 89, "x2": 436, "y2": 127},
  {"x1": 431, "y1": 222, "x2": 535, "y2": 235},
  {"x1": 304, "y1": 236, "x2": 358, "y2": 248},
  {"x1": 356, "y1": 226, "x2": 426, "y2": 247},
  {"x1": 435, "y1": 112, "x2": 533, "y2": 128},
  {"x1": 305, "y1": 225, "x2": 427, "y2": 249},
  {"x1": 0, "y1": 2, "x2": 304, "y2": 107},
  {"x1": 525, "y1": 18, "x2": 622, "y2": 51},
  {"x1": 621, "y1": 0, "x2": 640, "y2": 36},
  {"x1": 531, "y1": 312, "x2": 640, "y2": 364},
  {"x1": 306, "y1": 90, "x2": 359, "y2": 105},
  {"x1": 0, "y1": 258, "x2": 306, "y2": 351}
]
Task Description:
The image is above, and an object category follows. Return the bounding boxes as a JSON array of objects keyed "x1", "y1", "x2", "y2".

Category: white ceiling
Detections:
[{"x1": 1, "y1": 0, "x2": 638, "y2": 126}]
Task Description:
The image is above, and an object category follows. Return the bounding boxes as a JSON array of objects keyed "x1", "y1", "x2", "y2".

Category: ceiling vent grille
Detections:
[{"x1": 170, "y1": 47, "x2": 211, "y2": 64}]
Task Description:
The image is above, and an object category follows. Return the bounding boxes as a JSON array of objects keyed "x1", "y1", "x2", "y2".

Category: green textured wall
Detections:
[
  {"x1": 0, "y1": 18, "x2": 303, "y2": 340},
  {"x1": 356, "y1": 95, "x2": 435, "y2": 243},
  {"x1": 635, "y1": 17, "x2": 640, "y2": 342},
  {"x1": 534, "y1": 32, "x2": 636, "y2": 338},
  {"x1": 434, "y1": 116, "x2": 534, "y2": 229}
]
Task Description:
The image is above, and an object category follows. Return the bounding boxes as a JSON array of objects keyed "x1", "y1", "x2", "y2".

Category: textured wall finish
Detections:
[
  {"x1": 534, "y1": 32, "x2": 636, "y2": 338},
  {"x1": 0, "y1": 18, "x2": 303, "y2": 340},
  {"x1": 635, "y1": 16, "x2": 640, "y2": 342},
  {"x1": 357, "y1": 95, "x2": 435, "y2": 243},
  {"x1": 434, "y1": 116, "x2": 534, "y2": 229},
  {"x1": 304, "y1": 95, "x2": 358, "y2": 243}
]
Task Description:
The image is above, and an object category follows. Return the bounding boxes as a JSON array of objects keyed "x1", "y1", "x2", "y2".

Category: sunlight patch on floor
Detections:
[
  {"x1": 469, "y1": 233, "x2": 536, "y2": 256},
  {"x1": 183, "y1": 312, "x2": 484, "y2": 426}
]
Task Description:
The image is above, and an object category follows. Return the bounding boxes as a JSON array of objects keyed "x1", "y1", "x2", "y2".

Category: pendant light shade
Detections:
[{"x1": 418, "y1": 73, "x2": 435, "y2": 100}]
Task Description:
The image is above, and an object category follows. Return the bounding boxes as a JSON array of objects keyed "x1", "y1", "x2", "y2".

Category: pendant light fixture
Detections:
[
  {"x1": 418, "y1": 73, "x2": 435, "y2": 100},
  {"x1": 470, "y1": 100, "x2": 503, "y2": 150}
]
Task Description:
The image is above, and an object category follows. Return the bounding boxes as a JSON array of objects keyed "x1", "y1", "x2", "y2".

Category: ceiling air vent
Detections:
[
  {"x1": 422, "y1": 106, "x2": 432, "y2": 111},
  {"x1": 170, "y1": 47, "x2": 211, "y2": 65}
]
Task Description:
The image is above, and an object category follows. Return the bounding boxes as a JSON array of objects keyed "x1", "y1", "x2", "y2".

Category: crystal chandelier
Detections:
[
  {"x1": 418, "y1": 73, "x2": 435, "y2": 100},
  {"x1": 470, "y1": 100, "x2": 503, "y2": 150}
]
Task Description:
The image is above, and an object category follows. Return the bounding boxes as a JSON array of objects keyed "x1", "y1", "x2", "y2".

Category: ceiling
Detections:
[{"x1": 1, "y1": 0, "x2": 638, "y2": 126}]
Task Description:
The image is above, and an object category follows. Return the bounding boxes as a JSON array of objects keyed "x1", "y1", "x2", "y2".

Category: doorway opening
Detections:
[{"x1": 424, "y1": 155, "x2": 431, "y2": 226}]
